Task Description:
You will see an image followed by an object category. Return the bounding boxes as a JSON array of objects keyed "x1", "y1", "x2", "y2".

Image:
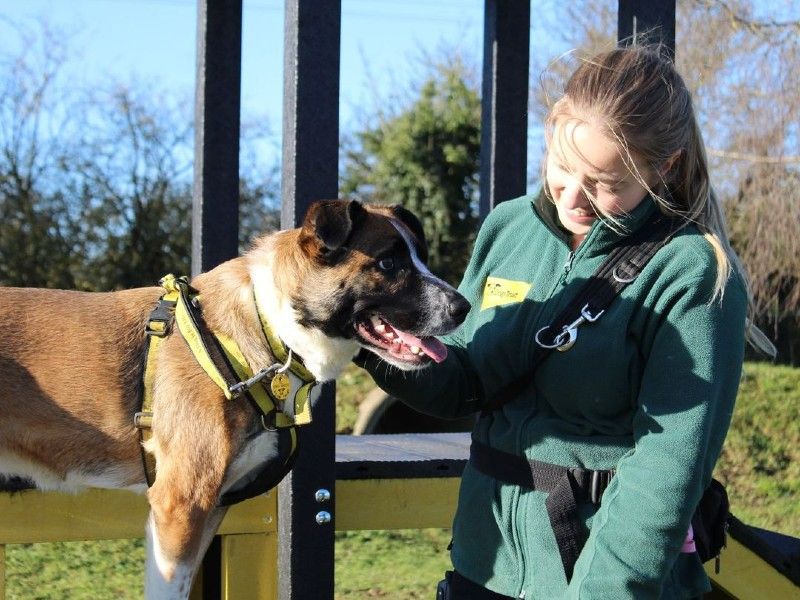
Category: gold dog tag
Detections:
[{"x1": 270, "y1": 373, "x2": 291, "y2": 400}]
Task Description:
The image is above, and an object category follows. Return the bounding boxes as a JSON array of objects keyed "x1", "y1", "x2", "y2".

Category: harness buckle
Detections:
[
  {"x1": 145, "y1": 299, "x2": 177, "y2": 337},
  {"x1": 589, "y1": 469, "x2": 615, "y2": 504},
  {"x1": 134, "y1": 411, "x2": 153, "y2": 429},
  {"x1": 260, "y1": 413, "x2": 278, "y2": 431},
  {"x1": 145, "y1": 320, "x2": 171, "y2": 337}
]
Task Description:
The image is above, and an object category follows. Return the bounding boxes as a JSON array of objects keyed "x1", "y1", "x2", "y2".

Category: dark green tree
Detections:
[
  {"x1": 0, "y1": 20, "x2": 280, "y2": 292},
  {"x1": 65, "y1": 83, "x2": 194, "y2": 290},
  {"x1": 341, "y1": 59, "x2": 481, "y2": 285},
  {"x1": 66, "y1": 85, "x2": 281, "y2": 290}
]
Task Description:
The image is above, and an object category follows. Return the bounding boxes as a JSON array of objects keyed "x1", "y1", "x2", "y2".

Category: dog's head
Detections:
[{"x1": 292, "y1": 199, "x2": 470, "y2": 370}]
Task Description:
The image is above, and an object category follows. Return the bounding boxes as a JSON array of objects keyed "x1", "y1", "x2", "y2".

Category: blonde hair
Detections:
[{"x1": 542, "y1": 45, "x2": 774, "y2": 355}]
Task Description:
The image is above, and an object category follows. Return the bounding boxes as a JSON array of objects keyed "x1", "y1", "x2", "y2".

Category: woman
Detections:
[{"x1": 357, "y1": 46, "x2": 770, "y2": 598}]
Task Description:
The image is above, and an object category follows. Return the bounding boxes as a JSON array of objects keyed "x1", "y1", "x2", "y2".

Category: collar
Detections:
[
  {"x1": 532, "y1": 189, "x2": 659, "y2": 257},
  {"x1": 252, "y1": 286, "x2": 316, "y2": 384},
  {"x1": 250, "y1": 285, "x2": 318, "y2": 426}
]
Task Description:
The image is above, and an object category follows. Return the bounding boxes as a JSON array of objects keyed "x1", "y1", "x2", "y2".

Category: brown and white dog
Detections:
[{"x1": 0, "y1": 199, "x2": 469, "y2": 599}]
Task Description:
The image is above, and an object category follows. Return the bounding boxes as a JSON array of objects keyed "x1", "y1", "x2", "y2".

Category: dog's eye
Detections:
[{"x1": 377, "y1": 257, "x2": 395, "y2": 271}]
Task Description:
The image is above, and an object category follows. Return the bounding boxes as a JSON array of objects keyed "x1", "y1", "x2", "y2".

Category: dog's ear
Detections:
[
  {"x1": 301, "y1": 199, "x2": 366, "y2": 257},
  {"x1": 389, "y1": 204, "x2": 429, "y2": 263}
]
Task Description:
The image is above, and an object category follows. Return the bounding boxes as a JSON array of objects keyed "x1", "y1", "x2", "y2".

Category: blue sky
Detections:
[
  {"x1": 0, "y1": 0, "x2": 489, "y2": 138},
  {"x1": 4, "y1": 1, "x2": 786, "y2": 186}
]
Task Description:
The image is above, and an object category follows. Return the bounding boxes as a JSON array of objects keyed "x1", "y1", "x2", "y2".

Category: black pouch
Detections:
[
  {"x1": 691, "y1": 478, "x2": 730, "y2": 564},
  {"x1": 436, "y1": 571, "x2": 454, "y2": 600}
]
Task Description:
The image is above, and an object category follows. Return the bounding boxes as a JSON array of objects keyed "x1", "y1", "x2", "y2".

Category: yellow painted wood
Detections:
[
  {"x1": 0, "y1": 489, "x2": 277, "y2": 544},
  {"x1": 707, "y1": 536, "x2": 800, "y2": 599},
  {"x1": 221, "y1": 533, "x2": 278, "y2": 600},
  {"x1": 1, "y1": 544, "x2": 6, "y2": 600},
  {"x1": 5, "y1": 482, "x2": 800, "y2": 600},
  {"x1": 335, "y1": 477, "x2": 460, "y2": 530}
]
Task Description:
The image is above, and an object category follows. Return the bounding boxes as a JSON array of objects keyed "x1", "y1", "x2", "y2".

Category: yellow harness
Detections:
[{"x1": 136, "y1": 274, "x2": 318, "y2": 502}]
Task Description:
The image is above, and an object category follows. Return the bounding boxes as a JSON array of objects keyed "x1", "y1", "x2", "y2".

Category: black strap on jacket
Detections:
[
  {"x1": 482, "y1": 211, "x2": 684, "y2": 413},
  {"x1": 470, "y1": 440, "x2": 615, "y2": 583},
  {"x1": 440, "y1": 570, "x2": 516, "y2": 599},
  {"x1": 474, "y1": 210, "x2": 685, "y2": 581}
]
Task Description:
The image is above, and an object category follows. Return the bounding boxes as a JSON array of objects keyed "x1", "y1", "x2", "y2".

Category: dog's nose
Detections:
[{"x1": 448, "y1": 295, "x2": 471, "y2": 324}]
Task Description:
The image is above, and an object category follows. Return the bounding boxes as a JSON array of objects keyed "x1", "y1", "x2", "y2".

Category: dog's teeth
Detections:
[
  {"x1": 410, "y1": 345, "x2": 420, "y2": 354},
  {"x1": 385, "y1": 331, "x2": 395, "y2": 339},
  {"x1": 375, "y1": 323, "x2": 386, "y2": 333}
]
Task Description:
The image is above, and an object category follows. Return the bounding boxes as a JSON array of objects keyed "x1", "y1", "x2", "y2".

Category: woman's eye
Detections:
[{"x1": 378, "y1": 258, "x2": 395, "y2": 271}]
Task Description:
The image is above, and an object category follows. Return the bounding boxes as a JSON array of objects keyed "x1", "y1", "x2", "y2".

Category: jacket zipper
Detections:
[
  {"x1": 510, "y1": 219, "x2": 600, "y2": 594},
  {"x1": 507, "y1": 246, "x2": 576, "y2": 597},
  {"x1": 560, "y1": 250, "x2": 575, "y2": 285}
]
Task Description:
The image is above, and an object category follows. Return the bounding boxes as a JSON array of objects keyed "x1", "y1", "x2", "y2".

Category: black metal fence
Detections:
[{"x1": 193, "y1": 1, "x2": 676, "y2": 598}]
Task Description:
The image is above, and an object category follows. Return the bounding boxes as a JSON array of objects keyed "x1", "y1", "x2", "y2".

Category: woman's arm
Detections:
[
  {"x1": 356, "y1": 339, "x2": 485, "y2": 419},
  {"x1": 566, "y1": 268, "x2": 748, "y2": 599}
]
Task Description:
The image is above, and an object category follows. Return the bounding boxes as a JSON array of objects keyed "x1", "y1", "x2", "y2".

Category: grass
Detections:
[
  {"x1": 334, "y1": 364, "x2": 377, "y2": 434},
  {"x1": 334, "y1": 529, "x2": 451, "y2": 599},
  {"x1": 714, "y1": 362, "x2": 800, "y2": 536},
  {"x1": 5, "y1": 539, "x2": 145, "y2": 600},
  {"x1": 3, "y1": 361, "x2": 798, "y2": 598}
]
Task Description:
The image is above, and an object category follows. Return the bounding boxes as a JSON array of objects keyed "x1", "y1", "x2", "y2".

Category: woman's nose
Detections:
[{"x1": 560, "y1": 178, "x2": 587, "y2": 208}]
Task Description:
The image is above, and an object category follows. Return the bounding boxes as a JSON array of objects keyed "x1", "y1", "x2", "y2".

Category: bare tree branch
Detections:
[{"x1": 707, "y1": 149, "x2": 800, "y2": 164}]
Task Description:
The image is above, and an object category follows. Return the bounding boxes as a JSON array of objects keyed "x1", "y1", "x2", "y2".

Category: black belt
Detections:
[
  {"x1": 469, "y1": 440, "x2": 615, "y2": 582},
  {"x1": 445, "y1": 571, "x2": 515, "y2": 599}
]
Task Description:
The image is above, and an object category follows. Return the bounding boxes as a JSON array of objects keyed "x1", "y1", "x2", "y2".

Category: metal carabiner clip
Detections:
[
  {"x1": 535, "y1": 324, "x2": 576, "y2": 351},
  {"x1": 534, "y1": 304, "x2": 605, "y2": 353},
  {"x1": 229, "y1": 349, "x2": 294, "y2": 398}
]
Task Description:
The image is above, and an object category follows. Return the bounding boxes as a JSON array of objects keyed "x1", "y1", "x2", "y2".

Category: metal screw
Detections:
[
  {"x1": 315, "y1": 511, "x2": 332, "y2": 524},
  {"x1": 315, "y1": 488, "x2": 331, "y2": 503}
]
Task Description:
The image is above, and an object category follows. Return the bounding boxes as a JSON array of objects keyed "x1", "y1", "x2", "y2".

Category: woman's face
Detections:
[{"x1": 545, "y1": 119, "x2": 656, "y2": 247}]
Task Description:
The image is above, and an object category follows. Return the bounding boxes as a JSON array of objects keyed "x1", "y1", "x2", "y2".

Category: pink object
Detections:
[{"x1": 681, "y1": 524, "x2": 697, "y2": 553}]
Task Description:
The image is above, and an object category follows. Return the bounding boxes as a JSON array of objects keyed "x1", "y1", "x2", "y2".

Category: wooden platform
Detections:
[{"x1": 1, "y1": 433, "x2": 798, "y2": 599}]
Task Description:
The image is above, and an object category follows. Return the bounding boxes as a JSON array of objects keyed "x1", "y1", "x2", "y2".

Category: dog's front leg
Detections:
[{"x1": 145, "y1": 503, "x2": 228, "y2": 600}]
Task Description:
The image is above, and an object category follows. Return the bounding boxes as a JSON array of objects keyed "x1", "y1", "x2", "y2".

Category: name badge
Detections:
[{"x1": 481, "y1": 276, "x2": 532, "y2": 310}]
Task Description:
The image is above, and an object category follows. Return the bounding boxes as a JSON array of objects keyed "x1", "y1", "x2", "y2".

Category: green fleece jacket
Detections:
[{"x1": 359, "y1": 192, "x2": 747, "y2": 599}]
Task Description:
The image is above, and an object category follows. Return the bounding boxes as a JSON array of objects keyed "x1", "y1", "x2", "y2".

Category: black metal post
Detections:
[
  {"x1": 479, "y1": 0, "x2": 530, "y2": 219},
  {"x1": 278, "y1": 1, "x2": 341, "y2": 598},
  {"x1": 617, "y1": 0, "x2": 676, "y2": 57},
  {"x1": 192, "y1": 0, "x2": 243, "y2": 277}
]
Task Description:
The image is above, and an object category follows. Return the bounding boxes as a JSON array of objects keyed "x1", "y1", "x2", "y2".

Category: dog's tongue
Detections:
[{"x1": 394, "y1": 329, "x2": 448, "y2": 363}]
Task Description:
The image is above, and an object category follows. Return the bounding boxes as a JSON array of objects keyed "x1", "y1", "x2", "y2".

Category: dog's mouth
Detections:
[{"x1": 355, "y1": 313, "x2": 448, "y2": 367}]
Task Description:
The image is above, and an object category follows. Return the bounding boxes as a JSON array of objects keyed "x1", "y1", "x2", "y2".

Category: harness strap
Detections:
[
  {"x1": 545, "y1": 213, "x2": 684, "y2": 335},
  {"x1": 171, "y1": 281, "x2": 276, "y2": 417},
  {"x1": 137, "y1": 282, "x2": 181, "y2": 486},
  {"x1": 135, "y1": 274, "x2": 316, "y2": 490},
  {"x1": 469, "y1": 440, "x2": 615, "y2": 583},
  {"x1": 218, "y1": 426, "x2": 300, "y2": 507}
]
